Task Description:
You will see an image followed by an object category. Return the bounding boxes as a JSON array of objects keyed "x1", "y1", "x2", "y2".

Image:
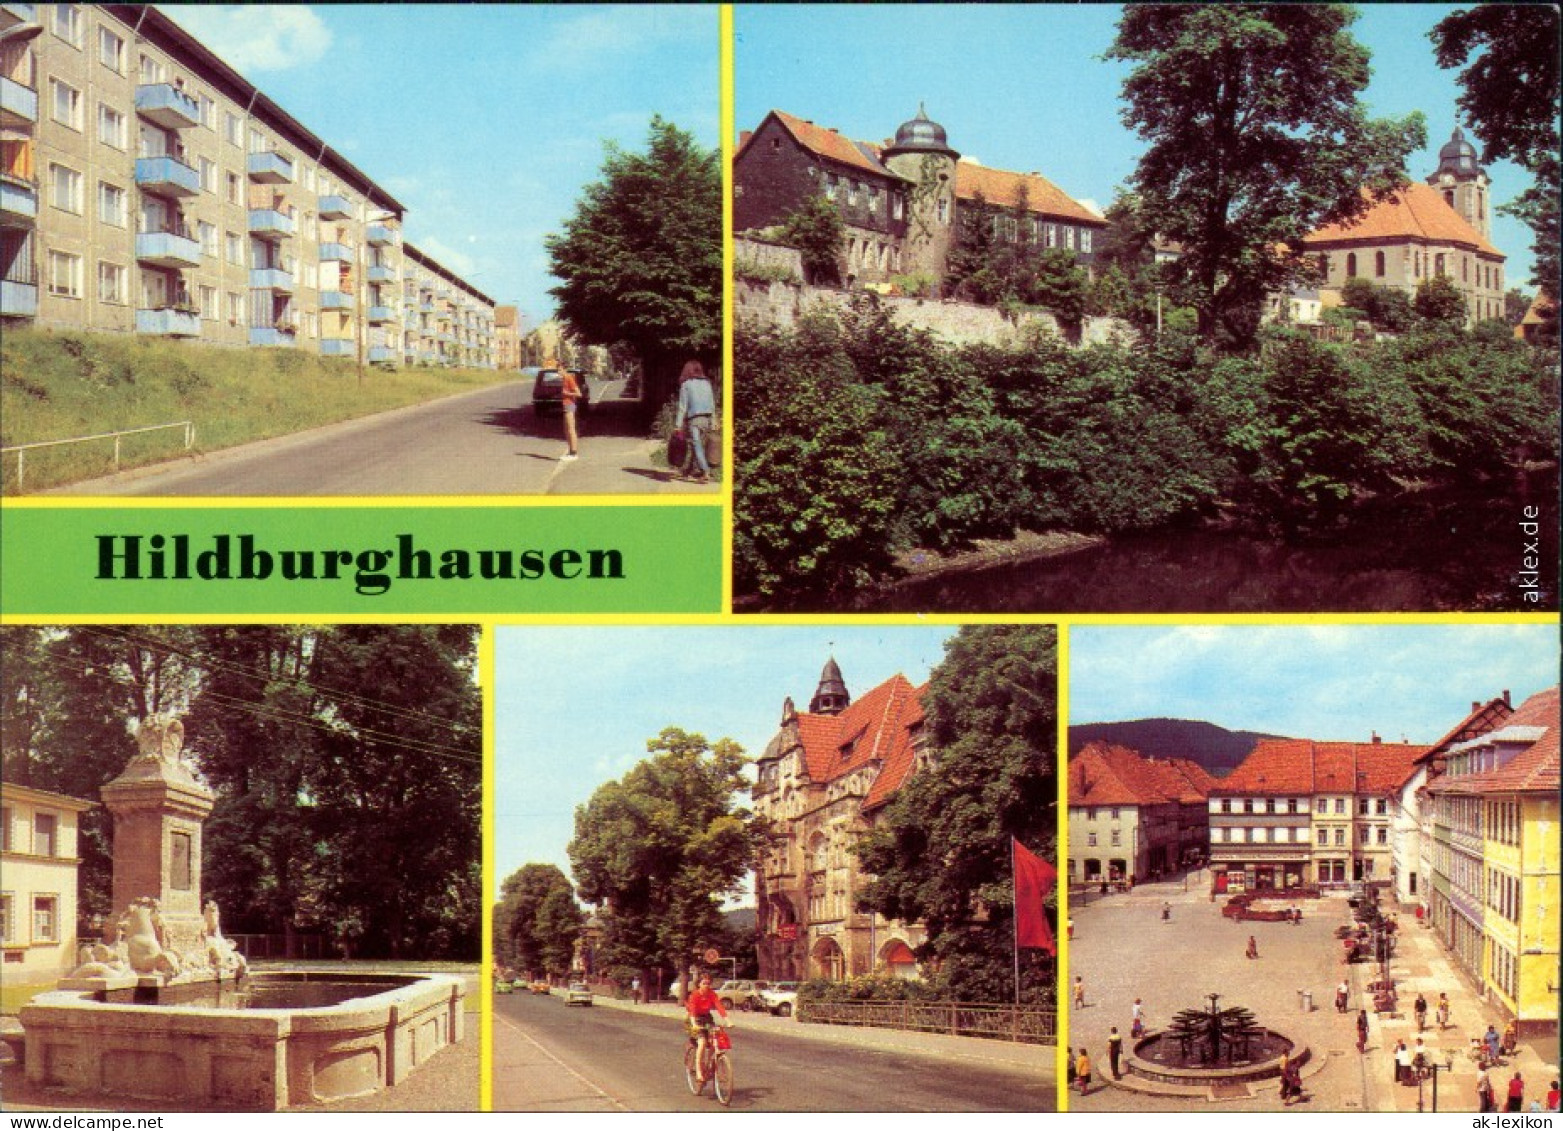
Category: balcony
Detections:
[
  {"x1": 319, "y1": 338, "x2": 353, "y2": 357},
  {"x1": 247, "y1": 150, "x2": 294, "y2": 184},
  {"x1": 136, "y1": 306, "x2": 201, "y2": 337},
  {"x1": 1, "y1": 74, "x2": 37, "y2": 128},
  {"x1": 367, "y1": 304, "x2": 394, "y2": 323},
  {"x1": 250, "y1": 325, "x2": 297, "y2": 347},
  {"x1": 317, "y1": 194, "x2": 351, "y2": 220},
  {"x1": 135, "y1": 84, "x2": 200, "y2": 130},
  {"x1": 318, "y1": 241, "x2": 351, "y2": 262},
  {"x1": 366, "y1": 224, "x2": 396, "y2": 247},
  {"x1": 248, "y1": 209, "x2": 295, "y2": 240},
  {"x1": 135, "y1": 155, "x2": 199, "y2": 199},
  {"x1": 368, "y1": 345, "x2": 395, "y2": 364},
  {"x1": 135, "y1": 229, "x2": 201, "y2": 269},
  {"x1": 320, "y1": 290, "x2": 353, "y2": 310},
  {"x1": 1, "y1": 277, "x2": 36, "y2": 317},
  {"x1": 366, "y1": 264, "x2": 395, "y2": 284},
  {"x1": 0, "y1": 174, "x2": 37, "y2": 226},
  {"x1": 249, "y1": 266, "x2": 294, "y2": 293}
]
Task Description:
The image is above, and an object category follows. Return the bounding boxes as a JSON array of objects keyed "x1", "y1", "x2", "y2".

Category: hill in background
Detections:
[{"x1": 1067, "y1": 718, "x2": 1288, "y2": 779}]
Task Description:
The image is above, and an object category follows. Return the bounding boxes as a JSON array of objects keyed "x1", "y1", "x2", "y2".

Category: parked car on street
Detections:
[
  {"x1": 529, "y1": 980, "x2": 551, "y2": 995},
  {"x1": 531, "y1": 367, "x2": 590, "y2": 416},
  {"x1": 759, "y1": 982, "x2": 799, "y2": 1017},
  {"x1": 565, "y1": 982, "x2": 593, "y2": 1006},
  {"x1": 715, "y1": 979, "x2": 772, "y2": 1012}
]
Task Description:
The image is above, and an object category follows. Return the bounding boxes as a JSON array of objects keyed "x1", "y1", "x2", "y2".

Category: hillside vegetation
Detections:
[{"x1": 1, "y1": 329, "x2": 515, "y2": 493}]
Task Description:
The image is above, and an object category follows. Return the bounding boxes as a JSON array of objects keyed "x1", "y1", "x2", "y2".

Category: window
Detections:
[
  {"x1": 1358, "y1": 797, "x2": 1370, "y2": 815},
  {"x1": 1376, "y1": 827, "x2": 1387, "y2": 845},
  {"x1": 139, "y1": 53, "x2": 165, "y2": 85},
  {"x1": 1221, "y1": 798, "x2": 1232, "y2": 813},
  {"x1": 226, "y1": 232, "x2": 242, "y2": 266},
  {"x1": 98, "y1": 103, "x2": 127, "y2": 150},
  {"x1": 99, "y1": 26, "x2": 125, "y2": 72},
  {"x1": 98, "y1": 260, "x2": 126, "y2": 304},
  {"x1": 1376, "y1": 799, "x2": 1387, "y2": 815},
  {"x1": 225, "y1": 112, "x2": 242, "y2": 147},
  {"x1": 1087, "y1": 832, "x2": 1097, "y2": 847},
  {"x1": 1318, "y1": 828, "x2": 1328, "y2": 845},
  {"x1": 53, "y1": 5, "x2": 83, "y2": 47},
  {"x1": 227, "y1": 291, "x2": 244, "y2": 325},
  {"x1": 1435, "y1": 253, "x2": 1446, "y2": 276},
  {"x1": 1109, "y1": 807, "x2": 1120, "y2": 821},
  {"x1": 1265, "y1": 799, "x2": 1276, "y2": 814},
  {"x1": 301, "y1": 164, "x2": 315, "y2": 193},
  {"x1": 98, "y1": 181, "x2": 126, "y2": 227},
  {"x1": 0, "y1": 893, "x2": 12, "y2": 944},
  {"x1": 50, "y1": 163, "x2": 82, "y2": 213},
  {"x1": 33, "y1": 896, "x2": 58, "y2": 943},
  {"x1": 1316, "y1": 797, "x2": 1327, "y2": 813},
  {"x1": 1334, "y1": 828, "x2": 1345, "y2": 846},
  {"x1": 1335, "y1": 799, "x2": 1345, "y2": 814},
  {"x1": 199, "y1": 156, "x2": 216, "y2": 194},
  {"x1": 1375, "y1": 250, "x2": 1386, "y2": 277},
  {"x1": 1243, "y1": 799, "x2": 1254, "y2": 814},
  {"x1": 198, "y1": 220, "x2": 217, "y2": 257},
  {"x1": 824, "y1": 173, "x2": 838, "y2": 200},
  {"x1": 199, "y1": 93, "x2": 215, "y2": 130},
  {"x1": 1110, "y1": 829, "x2": 1121, "y2": 847},
  {"x1": 1287, "y1": 798, "x2": 1299, "y2": 814},
  {"x1": 1081, "y1": 229, "x2": 1092, "y2": 254},
  {"x1": 51, "y1": 78, "x2": 82, "y2": 130},
  {"x1": 937, "y1": 195, "x2": 949, "y2": 224},
  {"x1": 197, "y1": 284, "x2": 216, "y2": 320},
  {"x1": 34, "y1": 813, "x2": 57, "y2": 856},
  {"x1": 226, "y1": 172, "x2": 242, "y2": 205},
  {"x1": 1085, "y1": 806, "x2": 1096, "y2": 821}
]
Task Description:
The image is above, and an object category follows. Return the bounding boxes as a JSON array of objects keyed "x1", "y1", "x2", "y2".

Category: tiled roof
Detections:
[
  {"x1": 1069, "y1": 744, "x2": 1143, "y2": 807},
  {"x1": 1217, "y1": 739, "x2": 1430, "y2": 796},
  {"x1": 753, "y1": 110, "x2": 896, "y2": 179},
  {"x1": 794, "y1": 674, "x2": 926, "y2": 812},
  {"x1": 1433, "y1": 687, "x2": 1559, "y2": 796},
  {"x1": 1069, "y1": 743, "x2": 1213, "y2": 807},
  {"x1": 954, "y1": 162, "x2": 1106, "y2": 227},
  {"x1": 1303, "y1": 183, "x2": 1503, "y2": 257}
]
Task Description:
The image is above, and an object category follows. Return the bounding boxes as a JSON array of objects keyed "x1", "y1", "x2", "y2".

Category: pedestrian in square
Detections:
[
  {"x1": 673, "y1": 359, "x2": 715, "y2": 483},
  {"x1": 1507, "y1": 1072, "x2": 1526, "y2": 1112},
  {"x1": 1246, "y1": 935, "x2": 1259, "y2": 959},
  {"x1": 1073, "y1": 975, "x2": 1085, "y2": 1009},
  {"x1": 1107, "y1": 1027, "x2": 1123, "y2": 1079},
  {"x1": 1336, "y1": 978, "x2": 1350, "y2": 1012},
  {"x1": 1543, "y1": 1079, "x2": 1558, "y2": 1111},
  {"x1": 1484, "y1": 1024, "x2": 1502, "y2": 1064},
  {"x1": 1393, "y1": 1039, "x2": 1411, "y2": 1084},
  {"x1": 1076, "y1": 1048, "x2": 1093, "y2": 1095},
  {"x1": 1066, "y1": 1047, "x2": 1076, "y2": 1089},
  {"x1": 1131, "y1": 998, "x2": 1145, "y2": 1038},
  {"x1": 1356, "y1": 1009, "x2": 1369, "y2": 1054},
  {"x1": 1436, "y1": 992, "x2": 1450, "y2": 1030},
  {"x1": 1414, "y1": 992, "x2": 1428, "y2": 1032},
  {"x1": 1477, "y1": 1067, "x2": 1496, "y2": 1112}
]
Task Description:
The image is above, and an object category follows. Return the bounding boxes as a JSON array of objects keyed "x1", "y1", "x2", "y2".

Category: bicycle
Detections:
[{"x1": 684, "y1": 1020, "x2": 733, "y2": 1106}]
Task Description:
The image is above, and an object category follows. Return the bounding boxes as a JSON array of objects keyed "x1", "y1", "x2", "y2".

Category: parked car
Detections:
[
  {"x1": 531, "y1": 367, "x2": 590, "y2": 416},
  {"x1": 565, "y1": 982, "x2": 593, "y2": 1007},
  {"x1": 759, "y1": 982, "x2": 799, "y2": 1017},
  {"x1": 715, "y1": 979, "x2": 772, "y2": 1012},
  {"x1": 529, "y1": 980, "x2": 551, "y2": 995}
]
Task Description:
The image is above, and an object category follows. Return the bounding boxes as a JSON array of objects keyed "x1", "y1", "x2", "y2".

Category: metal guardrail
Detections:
[
  {"x1": 2, "y1": 420, "x2": 193, "y2": 492},
  {"x1": 799, "y1": 999, "x2": 1056, "y2": 1045}
]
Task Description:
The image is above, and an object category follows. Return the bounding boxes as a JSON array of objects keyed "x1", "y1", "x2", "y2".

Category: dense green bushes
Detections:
[{"x1": 734, "y1": 297, "x2": 1559, "y2": 607}]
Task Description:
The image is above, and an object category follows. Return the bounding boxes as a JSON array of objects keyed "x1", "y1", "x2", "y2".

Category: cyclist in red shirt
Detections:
[{"x1": 685, "y1": 974, "x2": 729, "y2": 1082}]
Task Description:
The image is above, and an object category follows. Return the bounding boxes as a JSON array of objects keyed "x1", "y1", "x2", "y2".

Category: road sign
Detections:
[{"x1": 703, "y1": 948, "x2": 721, "y2": 964}]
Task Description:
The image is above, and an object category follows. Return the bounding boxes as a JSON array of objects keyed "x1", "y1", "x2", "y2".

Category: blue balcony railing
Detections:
[
  {"x1": 135, "y1": 155, "x2": 200, "y2": 198},
  {"x1": 135, "y1": 84, "x2": 199, "y2": 129},
  {"x1": 367, "y1": 264, "x2": 395, "y2": 284},
  {"x1": 135, "y1": 230, "x2": 201, "y2": 268},
  {"x1": 1, "y1": 74, "x2": 38, "y2": 127},
  {"x1": 0, "y1": 174, "x2": 38, "y2": 225},
  {"x1": 319, "y1": 338, "x2": 353, "y2": 356},
  {"x1": 248, "y1": 209, "x2": 295, "y2": 239},
  {"x1": 136, "y1": 307, "x2": 201, "y2": 337},
  {"x1": 247, "y1": 150, "x2": 294, "y2": 184},
  {"x1": 368, "y1": 345, "x2": 395, "y2": 363},
  {"x1": 320, "y1": 291, "x2": 353, "y2": 310},
  {"x1": 317, "y1": 194, "x2": 351, "y2": 220},
  {"x1": 367, "y1": 305, "x2": 394, "y2": 323},
  {"x1": 318, "y1": 242, "x2": 352, "y2": 262},
  {"x1": 249, "y1": 267, "x2": 294, "y2": 292},
  {"x1": 0, "y1": 278, "x2": 37, "y2": 317},
  {"x1": 366, "y1": 224, "x2": 397, "y2": 246}
]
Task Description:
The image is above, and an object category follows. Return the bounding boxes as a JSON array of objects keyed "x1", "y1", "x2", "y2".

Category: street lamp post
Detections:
[{"x1": 1415, "y1": 1054, "x2": 1454, "y2": 1113}]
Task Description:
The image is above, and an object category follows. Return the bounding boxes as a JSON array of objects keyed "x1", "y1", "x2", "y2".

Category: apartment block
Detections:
[
  {"x1": 401, "y1": 241, "x2": 496, "y2": 369},
  {"x1": 2, "y1": 4, "x2": 491, "y2": 368}
]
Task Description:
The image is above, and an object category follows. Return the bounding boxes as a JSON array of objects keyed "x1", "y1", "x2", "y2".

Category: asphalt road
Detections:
[
  {"x1": 51, "y1": 379, "x2": 716, "y2": 497},
  {"x1": 493, "y1": 992, "x2": 1053, "y2": 1112}
]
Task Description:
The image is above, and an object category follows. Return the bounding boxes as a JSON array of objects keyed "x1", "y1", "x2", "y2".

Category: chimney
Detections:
[
  {"x1": 1472, "y1": 701, "x2": 1480, "y2": 713},
  {"x1": 1503, "y1": 689, "x2": 1511, "y2": 707},
  {"x1": 1371, "y1": 732, "x2": 1381, "y2": 744}
]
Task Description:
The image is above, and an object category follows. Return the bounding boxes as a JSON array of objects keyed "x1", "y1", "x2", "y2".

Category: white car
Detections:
[
  {"x1": 565, "y1": 982, "x2": 593, "y2": 1006},
  {"x1": 759, "y1": 983, "x2": 799, "y2": 1017}
]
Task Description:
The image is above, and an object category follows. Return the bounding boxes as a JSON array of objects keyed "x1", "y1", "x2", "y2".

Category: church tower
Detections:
[
  {"x1": 809, "y1": 656, "x2": 851, "y2": 716},
  {"x1": 1426, "y1": 125, "x2": 1490, "y2": 240},
  {"x1": 881, "y1": 104, "x2": 960, "y2": 287}
]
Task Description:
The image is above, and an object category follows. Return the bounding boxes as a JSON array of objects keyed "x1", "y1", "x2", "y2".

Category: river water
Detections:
[{"x1": 863, "y1": 476, "x2": 1559, "y2": 614}]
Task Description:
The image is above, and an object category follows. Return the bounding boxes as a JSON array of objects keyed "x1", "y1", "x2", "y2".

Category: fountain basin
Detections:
[
  {"x1": 1127, "y1": 1029, "x2": 1306, "y2": 1087},
  {"x1": 20, "y1": 971, "x2": 465, "y2": 1110}
]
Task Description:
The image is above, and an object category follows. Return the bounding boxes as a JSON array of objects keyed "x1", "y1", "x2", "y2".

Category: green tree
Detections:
[
  {"x1": 1108, "y1": 5, "x2": 1425, "y2": 348},
  {"x1": 495, "y1": 863, "x2": 579, "y2": 977},
  {"x1": 1505, "y1": 288, "x2": 1535, "y2": 326},
  {"x1": 546, "y1": 116, "x2": 720, "y2": 409},
  {"x1": 1432, "y1": 5, "x2": 1561, "y2": 296},
  {"x1": 1340, "y1": 277, "x2": 1416, "y2": 332},
  {"x1": 567, "y1": 728, "x2": 759, "y2": 1001},
  {"x1": 779, "y1": 194, "x2": 845, "y2": 286},
  {"x1": 855, "y1": 626, "x2": 1057, "y2": 1002},
  {"x1": 1414, "y1": 275, "x2": 1470, "y2": 327}
]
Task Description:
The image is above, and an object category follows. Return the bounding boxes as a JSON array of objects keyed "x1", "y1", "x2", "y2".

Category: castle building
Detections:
[
  {"x1": 0, "y1": 783, "x2": 94, "y2": 980},
  {"x1": 1067, "y1": 743, "x2": 1215, "y2": 886},
  {"x1": 1, "y1": 3, "x2": 492, "y2": 367},
  {"x1": 1302, "y1": 128, "x2": 1506, "y2": 326},
  {"x1": 751, "y1": 658, "x2": 928, "y2": 982},
  {"x1": 734, "y1": 107, "x2": 1106, "y2": 293}
]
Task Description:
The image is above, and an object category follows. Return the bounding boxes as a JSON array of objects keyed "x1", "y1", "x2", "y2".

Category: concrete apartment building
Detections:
[
  {"x1": 1, "y1": 782, "x2": 94, "y2": 981},
  {"x1": 1, "y1": 3, "x2": 492, "y2": 367},
  {"x1": 401, "y1": 241, "x2": 496, "y2": 369}
]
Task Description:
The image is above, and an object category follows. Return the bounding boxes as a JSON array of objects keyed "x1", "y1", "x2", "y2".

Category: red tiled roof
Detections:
[
  {"x1": 1434, "y1": 687, "x2": 1559, "y2": 796},
  {"x1": 1217, "y1": 739, "x2": 1430, "y2": 796},
  {"x1": 1303, "y1": 182, "x2": 1503, "y2": 258},
  {"x1": 794, "y1": 674, "x2": 926, "y2": 812},
  {"x1": 954, "y1": 162, "x2": 1105, "y2": 227},
  {"x1": 751, "y1": 110, "x2": 894, "y2": 179},
  {"x1": 1069, "y1": 743, "x2": 1213, "y2": 807},
  {"x1": 1069, "y1": 744, "x2": 1144, "y2": 807}
]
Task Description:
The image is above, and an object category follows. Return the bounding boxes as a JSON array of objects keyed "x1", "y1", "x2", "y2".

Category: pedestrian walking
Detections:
[
  {"x1": 1414, "y1": 993, "x2": 1428, "y2": 1032},
  {"x1": 1477, "y1": 1067, "x2": 1496, "y2": 1113},
  {"x1": 1162, "y1": 901, "x2": 1171, "y2": 921},
  {"x1": 1543, "y1": 1080, "x2": 1558, "y2": 1112},
  {"x1": 1066, "y1": 1047, "x2": 1077, "y2": 1089},
  {"x1": 1246, "y1": 935, "x2": 1259, "y2": 959},
  {"x1": 1436, "y1": 992, "x2": 1450, "y2": 1030},
  {"x1": 1507, "y1": 1072, "x2": 1526, "y2": 1112},
  {"x1": 1076, "y1": 1048, "x2": 1093, "y2": 1095},
  {"x1": 1394, "y1": 1039, "x2": 1411, "y2": 1085},
  {"x1": 1336, "y1": 978, "x2": 1350, "y2": 1012},
  {"x1": 1484, "y1": 1024, "x2": 1502, "y2": 1064},
  {"x1": 1067, "y1": 918, "x2": 1075, "y2": 941},
  {"x1": 1131, "y1": 998, "x2": 1145, "y2": 1038},
  {"x1": 1356, "y1": 1009, "x2": 1369, "y2": 1054},
  {"x1": 1073, "y1": 975, "x2": 1085, "y2": 1009},
  {"x1": 556, "y1": 365, "x2": 583, "y2": 461},
  {"x1": 1107, "y1": 1027, "x2": 1123, "y2": 1079},
  {"x1": 672, "y1": 359, "x2": 716, "y2": 483}
]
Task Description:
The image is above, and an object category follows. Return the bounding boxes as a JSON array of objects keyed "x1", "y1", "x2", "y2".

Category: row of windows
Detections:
[
  {"x1": 1485, "y1": 866, "x2": 1521, "y2": 924},
  {"x1": 1488, "y1": 940, "x2": 1517, "y2": 1000},
  {"x1": 1485, "y1": 800, "x2": 1521, "y2": 847},
  {"x1": 0, "y1": 892, "x2": 60, "y2": 946},
  {"x1": 1332, "y1": 249, "x2": 1501, "y2": 291},
  {"x1": 983, "y1": 213, "x2": 1094, "y2": 254},
  {"x1": 0, "y1": 807, "x2": 58, "y2": 856}
]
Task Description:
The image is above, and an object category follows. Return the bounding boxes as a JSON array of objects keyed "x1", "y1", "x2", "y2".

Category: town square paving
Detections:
[{"x1": 1067, "y1": 876, "x2": 1559, "y2": 1113}]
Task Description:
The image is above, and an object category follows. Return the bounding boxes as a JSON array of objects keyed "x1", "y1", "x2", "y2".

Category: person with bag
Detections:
[
  {"x1": 673, "y1": 359, "x2": 716, "y2": 483},
  {"x1": 559, "y1": 368, "x2": 583, "y2": 461}
]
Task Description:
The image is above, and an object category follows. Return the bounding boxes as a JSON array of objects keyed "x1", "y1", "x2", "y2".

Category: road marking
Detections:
[{"x1": 493, "y1": 1010, "x2": 630, "y2": 1111}]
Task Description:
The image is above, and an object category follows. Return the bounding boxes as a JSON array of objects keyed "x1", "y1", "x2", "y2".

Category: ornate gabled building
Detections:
[
  {"x1": 734, "y1": 107, "x2": 1106, "y2": 293},
  {"x1": 752, "y1": 658, "x2": 928, "y2": 982}
]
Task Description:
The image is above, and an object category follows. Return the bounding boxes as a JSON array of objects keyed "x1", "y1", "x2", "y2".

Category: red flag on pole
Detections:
[{"x1": 1013, "y1": 837, "x2": 1057, "y2": 955}]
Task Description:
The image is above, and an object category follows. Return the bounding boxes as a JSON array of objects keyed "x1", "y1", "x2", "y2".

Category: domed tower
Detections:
[
  {"x1": 809, "y1": 656, "x2": 851, "y2": 716},
  {"x1": 882, "y1": 103, "x2": 961, "y2": 286},
  {"x1": 1426, "y1": 125, "x2": 1490, "y2": 239}
]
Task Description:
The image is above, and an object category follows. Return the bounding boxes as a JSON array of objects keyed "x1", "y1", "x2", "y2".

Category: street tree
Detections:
[
  {"x1": 495, "y1": 863, "x2": 580, "y2": 978},
  {"x1": 546, "y1": 116, "x2": 720, "y2": 410},
  {"x1": 1107, "y1": 5, "x2": 1425, "y2": 349},
  {"x1": 567, "y1": 728, "x2": 759, "y2": 1001},
  {"x1": 1432, "y1": 5, "x2": 1561, "y2": 297},
  {"x1": 855, "y1": 626, "x2": 1058, "y2": 1002}
]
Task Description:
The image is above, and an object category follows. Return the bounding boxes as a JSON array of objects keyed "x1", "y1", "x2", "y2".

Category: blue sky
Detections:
[
  {"x1": 1070, "y1": 625, "x2": 1560, "y2": 742},
  {"x1": 167, "y1": 5, "x2": 719, "y2": 331},
  {"x1": 493, "y1": 625, "x2": 955, "y2": 886},
  {"x1": 736, "y1": 4, "x2": 1542, "y2": 290}
]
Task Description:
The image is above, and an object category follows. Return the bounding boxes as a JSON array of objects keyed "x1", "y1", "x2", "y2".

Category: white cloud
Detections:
[
  {"x1": 523, "y1": 6, "x2": 712, "y2": 72},
  {"x1": 165, "y1": 6, "x2": 332, "y2": 74},
  {"x1": 408, "y1": 236, "x2": 477, "y2": 279}
]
